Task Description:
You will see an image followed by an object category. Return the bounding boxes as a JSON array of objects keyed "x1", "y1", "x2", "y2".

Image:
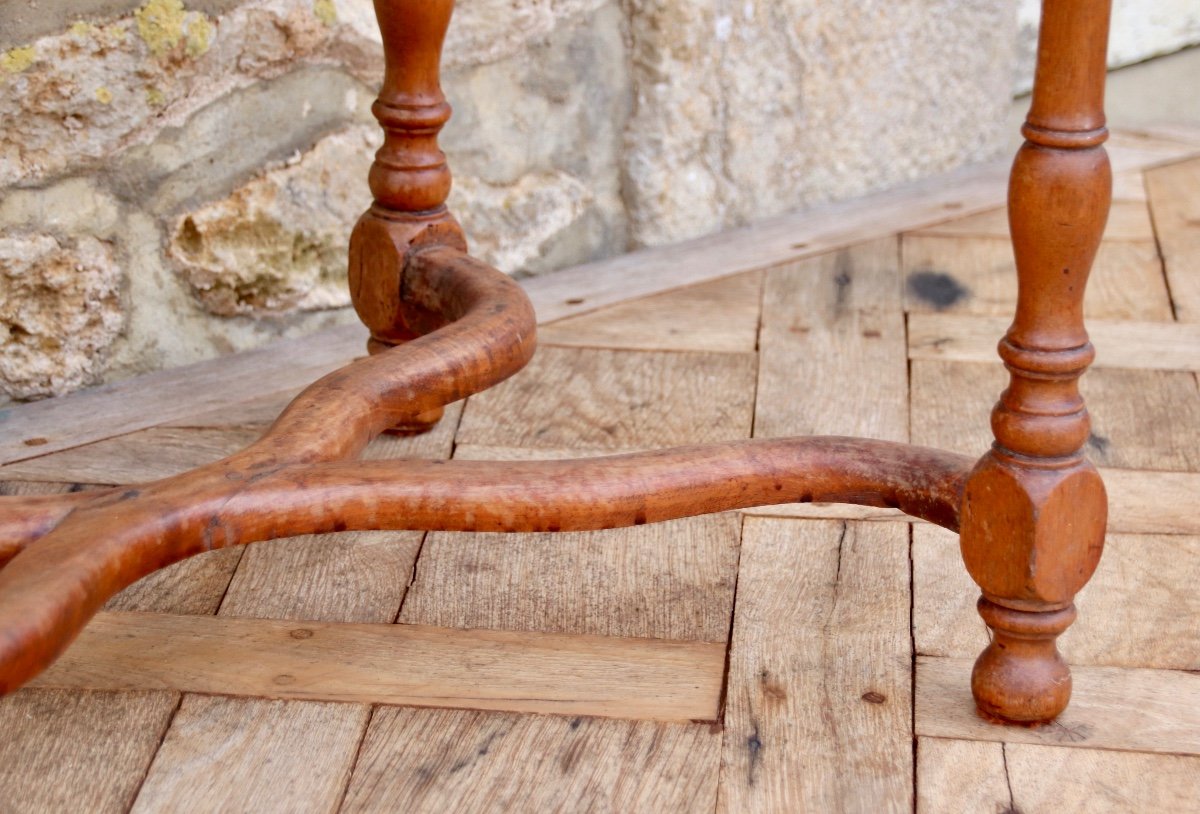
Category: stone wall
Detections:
[{"x1": 0, "y1": 0, "x2": 1018, "y2": 400}]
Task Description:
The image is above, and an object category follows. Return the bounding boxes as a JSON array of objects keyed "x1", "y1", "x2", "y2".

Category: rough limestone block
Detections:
[
  {"x1": 0, "y1": 234, "x2": 124, "y2": 399},
  {"x1": 623, "y1": 0, "x2": 1017, "y2": 247},
  {"x1": 168, "y1": 125, "x2": 376, "y2": 316},
  {"x1": 0, "y1": 0, "x2": 382, "y2": 186}
]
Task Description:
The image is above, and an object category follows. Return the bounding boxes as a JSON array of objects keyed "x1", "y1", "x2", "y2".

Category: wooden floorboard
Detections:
[
  {"x1": 908, "y1": 312, "x2": 1200, "y2": 372},
  {"x1": 901, "y1": 233, "x2": 1173, "y2": 321},
  {"x1": 718, "y1": 518, "x2": 913, "y2": 813},
  {"x1": 340, "y1": 708, "x2": 723, "y2": 813},
  {"x1": 131, "y1": 695, "x2": 368, "y2": 814},
  {"x1": 914, "y1": 525, "x2": 1200, "y2": 670},
  {"x1": 538, "y1": 271, "x2": 764, "y2": 354},
  {"x1": 32, "y1": 612, "x2": 725, "y2": 722},
  {"x1": 911, "y1": 360, "x2": 1200, "y2": 471},
  {"x1": 1146, "y1": 155, "x2": 1200, "y2": 322},
  {"x1": 0, "y1": 689, "x2": 179, "y2": 814},
  {"x1": 916, "y1": 657, "x2": 1200, "y2": 757},
  {"x1": 399, "y1": 515, "x2": 740, "y2": 643},
  {"x1": 754, "y1": 238, "x2": 909, "y2": 443},
  {"x1": 917, "y1": 738, "x2": 1200, "y2": 814}
]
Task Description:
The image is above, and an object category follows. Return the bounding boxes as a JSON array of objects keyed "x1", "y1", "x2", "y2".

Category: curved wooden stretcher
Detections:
[{"x1": 0, "y1": 0, "x2": 1114, "y2": 725}]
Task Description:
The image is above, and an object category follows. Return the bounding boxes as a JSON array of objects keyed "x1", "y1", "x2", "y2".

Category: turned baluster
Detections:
[
  {"x1": 959, "y1": 0, "x2": 1112, "y2": 723},
  {"x1": 348, "y1": 0, "x2": 466, "y2": 433}
]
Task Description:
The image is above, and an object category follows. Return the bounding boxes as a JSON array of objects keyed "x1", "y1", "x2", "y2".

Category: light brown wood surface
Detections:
[
  {"x1": 341, "y1": 708, "x2": 723, "y2": 813},
  {"x1": 901, "y1": 234, "x2": 1172, "y2": 320},
  {"x1": 910, "y1": 360, "x2": 1200, "y2": 471},
  {"x1": 32, "y1": 612, "x2": 724, "y2": 721},
  {"x1": 754, "y1": 239, "x2": 909, "y2": 443},
  {"x1": 718, "y1": 518, "x2": 912, "y2": 813},
  {"x1": 0, "y1": 689, "x2": 179, "y2": 814},
  {"x1": 917, "y1": 738, "x2": 1200, "y2": 814},
  {"x1": 914, "y1": 525, "x2": 1200, "y2": 669},
  {"x1": 400, "y1": 516, "x2": 739, "y2": 642},
  {"x1": 916, "y1": 657, "x2": 1200, "y2": 756},
  {"x1": 915, "y1": 738, "x2": 1011, "y2": 814},
  {"x1": 131, "y1": 695, "x2": 369, "y2": 814},
  {"x1": 908, "y1": 312, "x2": 1200, "y2": 372},
  {"x1": 1145, "y1": 156, "x2": 1200, "y2": 322},
  {"x1": 456, "y1": 345, "x2": 757, "y2": 452},
  {"x1": 538, "y1": 272, "x2": 764, "y2": 353}
]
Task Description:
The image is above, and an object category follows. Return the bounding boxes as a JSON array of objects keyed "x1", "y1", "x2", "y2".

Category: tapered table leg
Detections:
[
  {"x1": 348, "y1": 0, "x2": 467, "y2": 434},
  {"x1": 959, "y1": 0, "x2": 1113, "y2": 723}
]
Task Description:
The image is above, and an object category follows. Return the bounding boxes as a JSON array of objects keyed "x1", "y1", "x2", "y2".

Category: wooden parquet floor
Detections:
[{"x1": 2, "y1": 129, "x2": 1199, "y2": 813}]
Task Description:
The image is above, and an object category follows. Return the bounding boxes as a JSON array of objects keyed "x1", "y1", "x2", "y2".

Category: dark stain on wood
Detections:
[{"x1": 907, "y1": 270, "x2": 969, "y2": 310}]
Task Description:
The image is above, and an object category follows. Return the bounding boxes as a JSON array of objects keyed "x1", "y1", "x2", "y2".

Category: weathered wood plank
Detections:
[
  {"x1": 0, "y1": 324, "x2": 364, "y2": 465},
  {"x1": 455, "y1": 346, "x2": 757, "y2": 452},
  {"x1": 910, "y1": 199, "x2": 1155, "y2": 241},
  {"x1": 909, "y1": 312, "x2": 1200, "y2": 371},
  {"x1": 755, "y1": 239, "x2": 909, "y2": 443},
  {"x1": 918, "y1": 738, "x2": 1200, "y2": 814},
  {"x1": 131, "y1": 695, "x2": 368, "y2": 814},
  {"x1": 1098, "y1": 467, "x2": 1200, "y2": 535},
  {"x1": 914, "y1": 525, "x2": 1200, "y2": 670},
  {"x1": 1004, "y1": 742, "x2": 1200, "y2": 813},
  {"x1": 718, "y1": 518, "x2": 913, "y2": 813},
  {"x1": 901, "y1": 235, "x2": 1173, "y2": 321},
  {"x1": 916, "y1": 738, "x2": 1010, "y2": 814},
  {"x1": 916, "y1": 657, "x2": 1200, "y2": 756},
  {"x1": 0, "y1": 426, "x2": 262, "y2": 484},
  {"x1": 0, "y1": 689, "x2": 179, "y2": 814},
  {"x1": 106, "y1": 548, "x2": 244, "y2": 616},
  {"x1": 0, "y1": 402, "x2": 465, "y2": 486},
  {"x1": 217, "y1": 532, "x2": 422, "y2": 624},
  {"x1": 1145, "y1": 155, "x2": 1200, "y2": 322},
  {"x1": 32, "y1": 612, "x2": 724, "y2": 721},
  {"x1": 910, "y1": 360, "x2": 1200, "y2": 471},
  {"x1": 399, "y1": 515, "x2": 740, "y2": 643},
  {"x1": 341, "y1": 708, "x2": 722, "y2": 813},
  {"x1": 538, "y1": 271, "x2": 764, "y2": 354}
]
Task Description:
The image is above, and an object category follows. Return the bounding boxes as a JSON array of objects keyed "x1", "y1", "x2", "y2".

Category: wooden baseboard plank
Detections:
[
  {"x1": 909, "y1": 313, "x2": 1200, "y2": 372},
  {"x1": 30, "y1": 612, "x2": 725, "y2": 723},
  {"x1": 916, "y1": 656, "x2": 1200, "y2": 756}
]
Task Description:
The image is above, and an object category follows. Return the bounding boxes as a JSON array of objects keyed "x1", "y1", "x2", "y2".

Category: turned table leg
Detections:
[
  {"x1": 348, "y1": 0, "x2": 467, "y2": 434},
  {"x1": 959, "y1": 0, "x2": 1112, "y2": 723}
]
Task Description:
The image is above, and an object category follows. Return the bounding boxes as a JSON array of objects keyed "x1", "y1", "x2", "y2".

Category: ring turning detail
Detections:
[{"x1": 0, "y1": 0, "x2": 1112, "y2": 725}]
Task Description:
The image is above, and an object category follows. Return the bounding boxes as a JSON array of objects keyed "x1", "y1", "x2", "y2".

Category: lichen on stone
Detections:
[
  {"x1": 185, "y1": 14, "x2": 213, "y2": 58},
  {"x1": 313, "y1": 0, "x2": 338, "y2": 27},
  {"x1": 70, "y1": 22, "x2": 99, "y2": 39},
  {"x1": 0, "y1": 46, "x2": 36, "y2": 75},
  {"x1": 135, "y1": 0, "x2": 187, "y2": 57},
  {"x1": 95, "y1": 87, "x2": 114, "y2": 104},
  {"x1": 145, "y1": 86, "x2": 167, "y2": 106}
]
